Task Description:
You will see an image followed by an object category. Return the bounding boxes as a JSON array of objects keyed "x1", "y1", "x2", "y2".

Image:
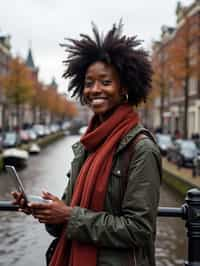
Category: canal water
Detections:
[{"x1": 0, "y1": 136, "x2": 186, "y2": 266}]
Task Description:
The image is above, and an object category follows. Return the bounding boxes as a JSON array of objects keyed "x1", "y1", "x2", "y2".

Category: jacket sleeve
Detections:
[{"x1": 65, "y1": 139, "x2": 161, "y2": 248}]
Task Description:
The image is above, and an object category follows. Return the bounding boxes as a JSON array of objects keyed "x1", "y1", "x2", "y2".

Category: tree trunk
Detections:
[
  {"x1": 2, "y1": 103, "x2": 6, "y2": 136},
  {"x1": 16, "y1": 104, "x2": 20, "y2": 131},
  {"x1": 32, "y1": 105, "x2": 37, "y2": 124},
  {"x1": 160, "y1": 84, "x2": 165, "y2": 132}
]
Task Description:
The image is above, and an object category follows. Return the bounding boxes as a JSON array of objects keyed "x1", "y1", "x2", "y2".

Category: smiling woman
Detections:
[{"x1": 12, "y1": 21, "x2": 162, "y2": 266}]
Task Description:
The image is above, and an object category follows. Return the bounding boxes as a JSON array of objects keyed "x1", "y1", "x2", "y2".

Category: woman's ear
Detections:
[{"x1": 120, "y1": 88, "x2": 128, "y2": 102}]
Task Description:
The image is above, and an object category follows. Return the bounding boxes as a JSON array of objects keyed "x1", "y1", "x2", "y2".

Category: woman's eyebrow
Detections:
[
  {"x1": 85, "y1": 73, "x2": 111, "y2": 79},
  {"x1": 99, "y1": 73, "x2": 111, "y2": 78}
]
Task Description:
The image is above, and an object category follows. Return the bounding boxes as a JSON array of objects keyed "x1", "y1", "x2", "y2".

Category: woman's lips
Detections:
[{"x1": 90, "y1": 98, "x2": 107, "y2": 105}]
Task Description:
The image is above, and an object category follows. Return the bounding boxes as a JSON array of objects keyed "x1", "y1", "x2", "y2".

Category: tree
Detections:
[
  {"x1": 151, "y1": 42, "x2": 170, "y2": 132},
  {"x1": 59, "y1": 96, "x2": 78, "y2": 119},
  {"x1": 1, "y1": 57, "x2": 34, "y2": 129}
]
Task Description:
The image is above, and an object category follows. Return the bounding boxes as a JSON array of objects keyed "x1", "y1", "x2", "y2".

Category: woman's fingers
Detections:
[
  {"x1": 19, "y1": 208, "x2": 32, "y2": 215},
  {"x1": 32, "y1": 208, "x2": 50, "y2": 216},
  {"x1": 11, "y1": 192, "x2": 27, "y2": 208},
  {"x1": 32, "y1": 209, "x2": 53, "y2": 223},
  {"x1": 28, "y1": 202, "x2": 50, "y2": 209},
  {"x1": 11, "y1": 190, "x2": 68, "y2": 224},
  {"x1": 42, "y1": 191, "x2": 59, "y2": 201},
  {"x1": 11, "y1": 191, "x2": 32, "y2": 214},
  {"x1": 33, "y1": 213, "x2": 49, "y2": 220},
  {"x1": 11, "y1": 191, "x2": 22, "y2": 204}
]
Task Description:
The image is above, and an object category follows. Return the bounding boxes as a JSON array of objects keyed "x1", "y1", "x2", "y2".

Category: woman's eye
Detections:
[
  {"x1": 84, "y1": 80, "x2": 93, "y2": 87},
  {"x1": 101, "y1": 80, "x2": 112, "y2": 86}
]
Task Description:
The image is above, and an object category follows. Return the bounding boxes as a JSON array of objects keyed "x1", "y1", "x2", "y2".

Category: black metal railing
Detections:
[{"x1": 0, "y1": 188, "x2": 200, "y2": 266}]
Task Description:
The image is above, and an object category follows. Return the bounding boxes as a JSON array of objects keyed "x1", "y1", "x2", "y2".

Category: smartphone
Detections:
[{"x1": 5, "y1": 165, "x2": 51, "y2": 204}]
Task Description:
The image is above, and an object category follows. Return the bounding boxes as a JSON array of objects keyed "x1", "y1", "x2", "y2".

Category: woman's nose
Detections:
[{"x1": 91, "y1": 81, "x2": 101, "y2": 92}]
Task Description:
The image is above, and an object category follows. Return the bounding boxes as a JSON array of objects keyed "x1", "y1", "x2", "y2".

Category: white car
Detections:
[{"x1": 79, "y1": 126, "x2": 88, "y2": 135}]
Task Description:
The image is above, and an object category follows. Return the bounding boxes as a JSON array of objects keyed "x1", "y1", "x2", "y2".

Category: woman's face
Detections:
[{"x1": 83, "y1": 61, "x2": 123, "y2": 120}]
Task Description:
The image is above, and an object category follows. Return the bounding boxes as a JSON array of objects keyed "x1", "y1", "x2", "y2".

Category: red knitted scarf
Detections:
[{"x1": 49, "y1": 104, "x2": 139, "y2": 266}]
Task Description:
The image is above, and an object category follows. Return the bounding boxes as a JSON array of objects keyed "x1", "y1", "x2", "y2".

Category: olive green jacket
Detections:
[{"x1": 46, "y1": 124, "x2": 162, "y2": 266}]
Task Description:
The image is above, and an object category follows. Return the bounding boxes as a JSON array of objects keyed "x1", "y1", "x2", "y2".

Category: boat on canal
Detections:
[
  {"x1": 2, "y1": 148, "x2": 29, "y2": 168},
  {"x1": 28, "y1": 143, "x2": 41, "y2": 155}
]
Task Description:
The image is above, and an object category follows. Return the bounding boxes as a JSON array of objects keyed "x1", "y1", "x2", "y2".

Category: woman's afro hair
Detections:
[{"x1": 61, "y1": 21, "x2": 153, "y2": 105}]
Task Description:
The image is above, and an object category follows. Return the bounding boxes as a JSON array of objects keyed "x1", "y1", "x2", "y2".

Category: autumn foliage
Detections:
[
  {"x1": 0, "y1": 56, "x2": 77, "y2": 128},
  {"x1": 2, "y1": 57, "x2": 34, "y2": 105}
]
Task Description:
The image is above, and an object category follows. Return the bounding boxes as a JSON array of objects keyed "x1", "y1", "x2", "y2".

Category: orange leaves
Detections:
[
  {"x1": 35, "y1": 83, "x2": 77, "y2": 118},
  {"x1": 2, "y1": 57, "x2": 34, "y2": 105},
  {"x1": 167, "y1": 18, "x2": 199, "y2": 89},
  {"x1": 0, "y1": 56, "x2": 77, "y2": 120}
]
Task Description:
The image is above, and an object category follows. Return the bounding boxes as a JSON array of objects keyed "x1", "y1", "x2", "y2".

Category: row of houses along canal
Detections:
[{"x1": 0, "y1": 135, "x2": 186, "y2": 266}]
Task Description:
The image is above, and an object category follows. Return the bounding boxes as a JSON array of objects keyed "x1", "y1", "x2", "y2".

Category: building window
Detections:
[{"x1": 189, "y1": 77, "x2": 198, "y2": 95}]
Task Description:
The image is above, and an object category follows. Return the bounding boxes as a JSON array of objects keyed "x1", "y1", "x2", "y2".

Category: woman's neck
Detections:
[{"x1": 98, "y1": 105, "x2": 122, "y2": 123}]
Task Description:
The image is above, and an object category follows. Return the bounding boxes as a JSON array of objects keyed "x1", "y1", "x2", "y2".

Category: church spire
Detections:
[
  {"x1": 26, "y1": 47, "x2": 35, "y2": 69},
  {"x1": 50, "y1": 77, "x2": 58, "y2": 90}
]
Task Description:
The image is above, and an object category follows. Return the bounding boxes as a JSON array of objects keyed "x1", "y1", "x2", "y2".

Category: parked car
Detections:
[
  {"x1": 0, "y1": 133, "x2": 3, "y2": 150},
  {"x1": 61, "y1": 121, "x2": 71, "y2": 131},
  {"x1": 33, "y1": 124, "x2": 45, "y2": 137},
  {"x1": 2, "y1": 132, "x2": 21, "y2": 148},
  {"x1": 79, "y1": 126, "x2": 87, "y2": 135},
  {"x1": 68, "y1": 119, "x2": 86, "y2": 135},
  {"x1": 19, "y1": 129, "x2": 30, "y2": 143},
  {"x1": 43, "y1": 125, "x2": 51, "y2": 136},
  {"x1": 193, "y1": 139, "x2": 200, "y2": 154},
  {"x1": 26, "y1": 128, "x2": 37, "y2": 141},
  {"x1": 167, "y1": 139, "x2": 199, "y2": 168},
  {"x1": 49, "y1": 124, "x2": 59, "y2": 134},
  {"x1": 156, "y1": 134, "x2": 173, "y2": 156}
]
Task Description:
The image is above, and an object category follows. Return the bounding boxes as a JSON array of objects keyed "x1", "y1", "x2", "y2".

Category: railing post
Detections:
[{"x1": 185, "y1": 188, "x2": 200, "y2": 266}]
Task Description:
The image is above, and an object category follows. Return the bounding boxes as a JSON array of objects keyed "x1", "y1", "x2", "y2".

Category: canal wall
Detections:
[
  {"x1": 162, "y1": 158, "x2": 200, "y2": 196},
  {"x1": 0, "y1": 131, "x2": 66, "y2": 172}
]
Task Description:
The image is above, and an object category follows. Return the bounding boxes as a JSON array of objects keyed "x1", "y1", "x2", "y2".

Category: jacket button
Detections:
[{"x1": 117, "y1": 170, "x2": 121, "y2": 175}]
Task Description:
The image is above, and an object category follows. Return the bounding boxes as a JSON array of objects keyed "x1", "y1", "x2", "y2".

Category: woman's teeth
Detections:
[{"x1": 91, "y1": 98, "x2": 106, "y2": 104}]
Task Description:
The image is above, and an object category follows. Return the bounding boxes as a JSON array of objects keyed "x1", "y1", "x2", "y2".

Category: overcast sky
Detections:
[{"x1": 1, "y1": 0, "x2": 193, "y2": 94}]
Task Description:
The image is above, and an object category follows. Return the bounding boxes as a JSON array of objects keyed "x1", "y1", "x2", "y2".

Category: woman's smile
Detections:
[{"x1": 90, "y1": 96, "x2": 108, "y2": 105}]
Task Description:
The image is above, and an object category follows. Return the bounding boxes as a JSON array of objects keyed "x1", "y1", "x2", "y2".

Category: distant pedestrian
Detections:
[{"x1": 174, "y1": 129, "x2": 181, "y2": 139}]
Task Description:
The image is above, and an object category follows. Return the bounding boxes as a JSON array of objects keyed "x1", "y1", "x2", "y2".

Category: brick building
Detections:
[
  {"x1": 151, "y1": 0, "x2": 200, "y2": 138},
  {"x1": 0, "y1": 31, "x2": 11, "y2": 130}
]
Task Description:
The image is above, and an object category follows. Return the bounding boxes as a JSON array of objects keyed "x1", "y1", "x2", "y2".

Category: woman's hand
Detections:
[
  {"x1": 11, "y1": 191, "x2": 32, "y2": 215},
  {"x1": 28, "y1": 191, "x2": 73, "y2": 224}
]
